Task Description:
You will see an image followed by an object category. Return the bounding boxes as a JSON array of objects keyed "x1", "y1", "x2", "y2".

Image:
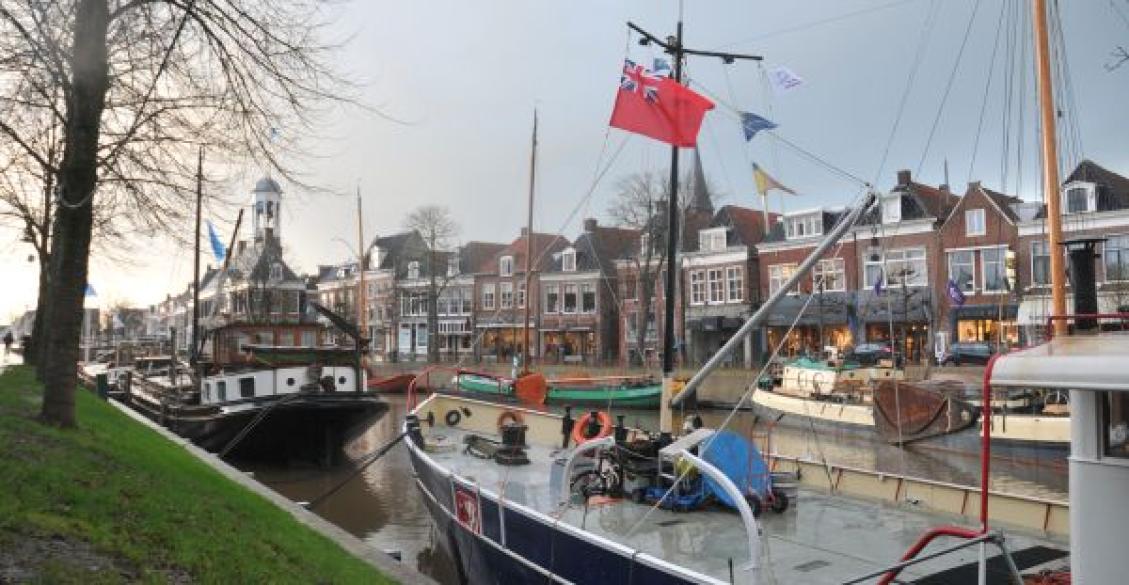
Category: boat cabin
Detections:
[
  {"x1": 206, "y1": 323, "x2": 327, "y2": 367},
  {"x1": 988, "y1": 332, "x2": 1129, "y2": 583}
]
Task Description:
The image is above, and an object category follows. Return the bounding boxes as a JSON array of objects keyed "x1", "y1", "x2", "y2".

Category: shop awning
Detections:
[{"x1": 687, "y1": 316, "x2": 744, "y2": 331}]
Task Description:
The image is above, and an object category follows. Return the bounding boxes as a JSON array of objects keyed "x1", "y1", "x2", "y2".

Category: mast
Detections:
[
  {"x1": 190, "y1": 146, "x2": 203, "y2": 365},
  {"x1": 522, "y1": 110, "x2": 538, "y2": 375},
  {"x1": 1033, "y1": 0, "x2": 1067, "y2": 336},
  {"x1": 356, "y1": 186, "x2": 367, "y2": 350}
]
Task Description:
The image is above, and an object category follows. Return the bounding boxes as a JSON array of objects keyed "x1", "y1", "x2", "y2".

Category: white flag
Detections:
[{"x1": 767, "y1": 65, "x2": 804, "y2": 94}]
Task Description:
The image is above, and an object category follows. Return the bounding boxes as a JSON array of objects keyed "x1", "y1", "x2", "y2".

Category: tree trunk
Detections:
[
  {"x1": 40, "y1": 0, "x2": 111, "y2": 428},
  {"x1": 634, "y1": 274, "x2": 653, "y2": 367},
  {"x1": 31, "y1": 252, "x2": 50, "y2": 378}
]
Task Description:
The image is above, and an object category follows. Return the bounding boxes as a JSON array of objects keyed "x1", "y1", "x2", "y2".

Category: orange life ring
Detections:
[
  {"x1": 497, "y1": 409, "x2": 524, "y2": 430},
  {"x1": 572, "y1": 411, "x2": 613, "y2": 445}
]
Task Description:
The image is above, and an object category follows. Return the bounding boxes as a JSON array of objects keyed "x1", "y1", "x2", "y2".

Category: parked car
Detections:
[
  {"x1": 845, "y1": 342, "x2": 903, "y2": 367},
  {"x1": 939, "y1": 342, "x2": 994, "y2": 366}
]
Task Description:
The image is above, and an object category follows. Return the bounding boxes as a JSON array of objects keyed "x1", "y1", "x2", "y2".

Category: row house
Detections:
[
  {"x1": 756, "y1": 169, "x2": 959, "y2": 362},
  {"x1": 683, "y1": 205, "x2": 775, "y2": 367},
  {"x1": 473, "y1": 229, "x2": 568, "y2": 364},
  {"x1": 1016, "y1": 160, "x2": 1129, "y2": 341},
  {"x1": 362, "y1": 230, "x2": 428, "y2": 359},
  {"x1": 540, "y1": 219, "x2": 638, "y2": 365}
]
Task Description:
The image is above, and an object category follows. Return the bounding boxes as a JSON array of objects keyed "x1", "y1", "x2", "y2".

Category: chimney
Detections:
[
  {"x1": 583, "y1": 218, "x2": 598, "y2": 232},
  {"x1": 1066, "y1": 237, "x2": 1104, "y2": 331},
  {"x1": 896, "y1": 169, "x2": 912, "y2": 185}
]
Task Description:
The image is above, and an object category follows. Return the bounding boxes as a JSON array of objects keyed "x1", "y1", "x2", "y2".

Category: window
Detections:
[
  {"x1": 726, "y1": 266, "x2": 744, "y2": 301},
  {"x1": 217, "y1": 380, "x2": 227, "y2": 401},
  {"x1": 545, "y1": 284, "x2": 560, "y2": 313},
  {"x1": 948, "y1": 250, "x2": 976, "y2": 293},
  {"x1": 1103, "y1": 391, "x2": 1129, "y2": 458},
  {"x1": 239, "y1": 377, "x2": 255, "y2": 398},
  {"x1": 581, "y1": 283, "x2": 596, "y2": 313},
  {"x1": 981, "y1": 247, "x2": 1007, "y2": 293},
  {"x1": 407, "y1": 261, "x2": 420, "y2": 280},
  {"x1": 784, "y1": 214, "x2": 823, "y2": 240},
  {"x1": 1065, "y1": 185, "x2": 1092, "y2": 214},
  {"x1": 517, "y1": 281, "x2": 526, "y2": 308},
  {"x1": 640, "y1": 233, "x2": 651, "y2": 256},
  {"x1": 882, "y1": 195, "x2": 902, "y2": 223},
  {"x1": 203, "y1": 383, "x2": 211, "y2": 403},
  {"x1": 965, "y1": 209, "x2": 986, "y2": 237},
  {"x1": 270, "y1": 262, "x2": 283, "y2": 281},
  {"x1": 768, "y1": 264, "x2": 797, "y2": 295},
  {"x1": 885, "y1": 248, "x2": 927, "y2": 287},
  {"x1": 500, "y1": 282, "x2": 514, "y2": 308},
  {"x1": 1106, "y1": 236, "x2": 1129, "y2": 282},
  {"x1": 699, "y1": 228, "x2": 727, "y2": 252},
  {"x1": 1031, "y1": 240, "x2": 1050, "y2": 286},
  {"x1": 448, "y1": 254, "x2": 460, "y2": 277},
  {"x1": 690, "y1": 270, "x2": 706, "y2": 305},
  {"x1": 499, "y1": 255, "x2": 514, "y2": 277},
  {"x1": 562, "y1": 249, "x2": 577, "y2": 272},
  {"x1": 301, "y1": 330, "x2": 315, "y2": 347},
  {"x1": 623, "y1": 276, "x2": 637, "y2": 300},
  {"x1": 563, "y1": 284, "x2": 578, "y2": 313},
  {"x1": 813, "y1": 258, "x2": 845, "y2": 292},
  {"x1": 481, "y1": 283, "x2": 495, "y2": 310},
  {"x1": 707, "y1": 268, "x2": 724, "y2": 303}
]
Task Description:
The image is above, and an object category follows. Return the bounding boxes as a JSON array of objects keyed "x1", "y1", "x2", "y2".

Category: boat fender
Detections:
[
  {"x1": 461, "y1": 407, "x2": 473, "y2": 417},
  {"x1": 497, "y1": 410, "x2": 524, "y2": 430},
  {"x1": 572, "y1": 411, "x2": 613, "y2": 445},
  {"x1": 444, "y1": 410, "x2": 461, "y2": 427}
]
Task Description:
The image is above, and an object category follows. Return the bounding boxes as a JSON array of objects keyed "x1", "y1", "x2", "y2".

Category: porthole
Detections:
[
  {"x1": 338, "y1": 376, "x2": 347, "y2": 385},
  {"x1": 286, "y1": 378, "x2": 295, "y2": 387}
]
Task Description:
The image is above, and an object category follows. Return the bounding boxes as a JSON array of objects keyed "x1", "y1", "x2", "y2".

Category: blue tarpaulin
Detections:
[{"x1": 701, "y1": 431, "x2": 770, "y2": 509}]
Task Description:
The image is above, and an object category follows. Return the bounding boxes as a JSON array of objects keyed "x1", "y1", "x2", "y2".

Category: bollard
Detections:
[{"x1": 95, "y1": 373, "x2": 110, "y2": 400}]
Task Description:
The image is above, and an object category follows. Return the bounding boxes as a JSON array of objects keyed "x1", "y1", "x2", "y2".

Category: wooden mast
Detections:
[
  {"x1": 522, "y1": 110, "x2": 537, "y2": 374},
  {"x1": 190, "y1": 146, "x2": 203, "y2": 365},
  {"x1": 356, "y1": 186, "x2": 367, "y2": 351},
  {"x1": 1033, "y1": 0, "x2": 1067, "y2": 336}
]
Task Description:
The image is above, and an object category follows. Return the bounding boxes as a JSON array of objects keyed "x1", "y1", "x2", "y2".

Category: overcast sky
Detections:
[{"x1": 3, "y1": 0, "x2": 1129, "y2": 321}]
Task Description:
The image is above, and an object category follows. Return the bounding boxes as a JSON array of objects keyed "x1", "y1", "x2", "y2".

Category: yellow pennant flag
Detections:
[{"x1": 752, "y1": 162, "x2": 796, "y2": 195}]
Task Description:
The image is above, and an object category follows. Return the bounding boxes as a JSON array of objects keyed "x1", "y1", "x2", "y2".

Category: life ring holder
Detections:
[
  {"x1": 497, "y1": 409, "x2": 524, "y2": 430},
  {"x1": 571, "y1": 411, "x2": 613, "y2": 445}
]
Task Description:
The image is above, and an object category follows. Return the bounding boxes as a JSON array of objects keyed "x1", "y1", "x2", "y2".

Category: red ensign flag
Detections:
[{"x1": 609, "y1": 60, "x2": 714, "y2": 147}]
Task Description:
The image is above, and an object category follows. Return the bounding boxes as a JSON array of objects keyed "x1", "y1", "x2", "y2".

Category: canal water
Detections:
[{"x1": 247, "y1": 394, "x2": 1068, "y2": 583}]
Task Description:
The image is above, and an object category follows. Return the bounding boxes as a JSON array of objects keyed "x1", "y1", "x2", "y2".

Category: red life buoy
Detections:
[
  {"x1": 497, "y1": 409, "x2": 524, "y2": 430},
  {"x1": 571, "y1": 411, "x2": 613, "y2": 445}
]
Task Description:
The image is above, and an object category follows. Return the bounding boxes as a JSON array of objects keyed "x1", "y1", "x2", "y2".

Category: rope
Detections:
[{"x1": 304, "y1": 430, "x2": 408, "y2": 509}]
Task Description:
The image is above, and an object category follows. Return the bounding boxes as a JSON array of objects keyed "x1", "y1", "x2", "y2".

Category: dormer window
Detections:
[
  {"x1": 784, "y1": 213, "x2": 823, "y2": 240},
  {"x1": 447, "y1": 254, "x2": 460, "y2": 277},
  {"x1": 640, "y1": 233, "x2": 651, "y2": 256},
  {"x1": 270, "y1": 263, "x2": 283, "y2": 281},
  {"x1": 1065, "y1": 182, "x2": 1096, "y2": 214},
  {"x1": 881, "y1": 194, "x2": 902, "y2": 224},
  {"x1": 499, "y1": 255, "x2": 514, "y2": 277},
  {"x1": 562, "y1": 248, "x2": 577, "y2": 272},
  {"x1": 407, "y1": 261, "x2": 420, "y2": 280},
  {"x1": 370, "y1": 246, "x2": 384, "y2": 269},
  {"x1": 698, "y1": 227, "x2": 727, "y2": 252}
]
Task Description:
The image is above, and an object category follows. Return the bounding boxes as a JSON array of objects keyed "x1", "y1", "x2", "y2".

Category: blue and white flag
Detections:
[
  {"x1": 946, "y1": 279, "x2": 967, "y2": 306},
  {"x1": 766, "y1": 65, "x2": 804, "y2": 94},
  {"x1": 740, "y1": 111, "x2": 777, "y2": 141},
  {"x1": 206, "y1": 220, "x2": 226, "y2": 262},
  {"x1": 652, "y1": 57, "x2": 672, "y2": 77},
  {"x1": 84, "y1": 284, "x2": 96, "y2": 297},
  {"x1": 873, "y1": 272, "x2": 884, "y2": 296}
]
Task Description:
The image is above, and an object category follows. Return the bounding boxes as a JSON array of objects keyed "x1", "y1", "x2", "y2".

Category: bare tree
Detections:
[
  {"x1": 0, "y1": 0, "x2": 354, "y2": 426},
  {"x1": 404, "y1": 205, "x2": 459, "y2": 363}
]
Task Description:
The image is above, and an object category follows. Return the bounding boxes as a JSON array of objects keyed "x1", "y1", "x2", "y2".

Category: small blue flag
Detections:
[
  {"x1": 740, "y1": 111, "x2": 777, "y2": 141},
  {"x1": 947, "y1": 279, "x2": 967, "y2": 306},
  {"x1": 206, "y1": 220, "x2": 226, "y2": 262},
  {"x1": 84, "y1": 284, "x2": 96, "y2": 297},
  {"x1": 873, "y1": 272, "x2": 884, "y2": 296},
  {"x1": 652, "y1": 57, "x2": 672, "y2": 77}
]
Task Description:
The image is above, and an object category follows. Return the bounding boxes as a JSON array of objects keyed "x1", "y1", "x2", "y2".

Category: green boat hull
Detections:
[{"x1": 455, "y1": 374, "x2": 662, "y2": 409}]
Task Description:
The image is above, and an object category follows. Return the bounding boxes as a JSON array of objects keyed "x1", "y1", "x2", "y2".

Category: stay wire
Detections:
[{"x1": 967, "y1": 0, "x2": 1008, "y2": 186}]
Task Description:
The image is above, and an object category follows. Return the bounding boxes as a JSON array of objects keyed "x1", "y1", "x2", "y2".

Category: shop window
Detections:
[
  {"x1": 690, "y1": 270, "x2": 706, "y2": 305},
  {"x1": 965, "y1": 209, "x2": 986, "y2": 237},
  {"x1": 581, "y1": 283, "x2": 596, "y2": 313},
  {"x1": 726, "y1": 266, "x2": 744, "y2": 301},
  {"x1": 500, "y1": 282, "x2": 514, "y2": 309},
  {"x1": 981, "y1": 247, "x2": 1007, "y2": 293},
  {"x1": 545, "y1": 284, "x2": 560, "y2": 313},
  {"x1": 813, "y1": 258, "x2": 844, "y2": 292},
  {"x1": 768, "y1": 264, "x2": 797, "y2": 296},
  {"x1": 563, "y1": 284, "x2": 578, "y2": 313},
  {"x1": 948, "y1": 250, "x2": 975, "y2": 292},
  {"x1": 707, "y1": 269, "x2": 724, "y2": 303},
  {"x1": 1105, "y1": 235, "x2": 1129, "y2": 282},
  {"x1": 1104, "y1": 391, "x2": 1129, "y2": 459}
]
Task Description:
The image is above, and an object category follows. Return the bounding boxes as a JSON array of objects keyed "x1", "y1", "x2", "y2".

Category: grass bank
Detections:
[{"x1": 0, "y1": 365, "x2": 394, "y2": 584}]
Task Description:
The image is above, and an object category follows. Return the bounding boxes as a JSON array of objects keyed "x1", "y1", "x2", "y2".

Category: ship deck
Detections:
[{"x1": 412, "y1": 395, "x2": 1067, "y2": 583}]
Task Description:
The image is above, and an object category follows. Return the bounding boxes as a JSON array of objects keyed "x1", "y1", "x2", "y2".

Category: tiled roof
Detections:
[
  {"x1": 459, "y1": 241, "x2": 507, "y2": 274},
  {"x1": 715, "y1": 205, "x2": 778, "y2": 246},
  {"x1": 479, "y1": 231, "x2": 570, "y2": 274},
  {"x1": 1067, "y1": 159, "x2": 1129, "y2": 211}
]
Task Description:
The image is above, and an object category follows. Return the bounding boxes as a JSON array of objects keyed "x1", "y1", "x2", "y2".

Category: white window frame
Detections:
[
  {"x1": 726, "y1": 266, "x2": 744, "y2": 302},
  {"x1": 1064, "y1": 182, "x2": 1095, "y2": 214},
  {"x1": 965, "y1": 209, "x2": 986, "y2": 237},
  {"x1": 562, "y1": 249, "x2": 577, "y2": 272},
  {"x1": 948, "y1": 250, "x2": 976, "y2": 293},
  {"x1": 500, "y1": 282, "x2": 514, "y2": 309},
  {"x1": 581, "y1": 283, "x2": 596, "y2": 313},
  {"x1": 981, "y1": 247, "x2": 1008, "y2": 293},
  {"x1": 517, "y1": 281, "x2": 526, "y2": 308},
  {"x1": 884, "y1": 248, "x2": 927, "y2": 288},
  {"x1": 1105, "y1": 235, "x2": 1129, "y2": 282},
  {"x1": 768, "y1": 263, "x2": 798, "y2": 296},
  {"x1": 881, "y1": 195, "x2": 902, "y2": 224},
  {"x1": 813, "y1": 258, "x2": 845, "y2": 292},
  {"x1": 699, "y1": 227, "x2": 727, "y2": 252},
  {"x1": 448, "y1": 254, "x2": 460, "y2": 277},
  {"x1": 690, "y1": 270, "x2": 706, "y2": 305},
  {"x1": 481, "y1": 283, "x2": 496, "y2": 310},
  {"x1": 707, "y1": 268, "x2": 724, "y2": 303},
  {"x1": 1030, "y1": 240, "x2": 1051, "y2": 287},
  {"x1": 784, "y1": 213, "x2": 823, "y2": 240},
  {"x1": 563, "y1": 284, "x2": 578, "y2": 313},
  {"x1": 544, "y1": 284, "x2": 559, "y2": 313},
  {"x1": 499, "y1": 255, "x2": 514, "y2": 277},
  {"x1": 407, "y1": 261, "x2": 420, "y2": 280}
]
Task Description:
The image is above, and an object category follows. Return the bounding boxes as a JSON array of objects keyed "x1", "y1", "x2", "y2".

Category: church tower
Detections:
[{"x1": 251, "y1": 176, "x2": 282, "y2": 243}]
